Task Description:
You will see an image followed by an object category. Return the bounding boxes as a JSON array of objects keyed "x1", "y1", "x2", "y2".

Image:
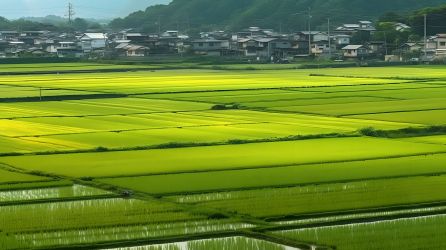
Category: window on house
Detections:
[
  {"x1": 209, "y1": 43, "x2": 214, "y2": 46},
  {"x1": 199, "y1": 43, "x2": 203, "y2": 47},
  {"x1": 325, "y1": 45, "x2": 329, "y2": 48},
  {"x1": 441, "y1": 42, "x2": 446, "y2": 46}
]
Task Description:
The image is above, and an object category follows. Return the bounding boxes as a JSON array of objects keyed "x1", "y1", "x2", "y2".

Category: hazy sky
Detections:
[{"x1": 0, "y1": 0, "x2": 172, "y2": 20}]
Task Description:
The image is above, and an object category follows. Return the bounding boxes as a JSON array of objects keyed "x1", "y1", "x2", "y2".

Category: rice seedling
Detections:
[
  {"x1": 100, "y1": 236, "x2": 298, "y2": 250},
  {"x1": 2, "y1": 220, "x2": 253, "y2": 249},
  {"x1": 2, "y1": 137, "x2": 444, "y2": 178},
  {"x1": 271, "y1": 214, "x2": 446, "y2": 250},
  {"x1": 0, "y1": 184, "x2": 110, "y2": 202},
  {"x1": 168, "y1": 175, "x2": 446, "y2": 218},
  {"x1": 0, "y1": 198, "x2": 202, "y2": 233},
  {"x1": 275, "y1": 205, "x2": 446, "y2": 225}
]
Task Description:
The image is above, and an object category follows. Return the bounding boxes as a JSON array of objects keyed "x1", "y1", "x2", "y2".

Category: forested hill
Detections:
[{"x1": 109, "y1": 0, "x2": 445, "y2": 32}]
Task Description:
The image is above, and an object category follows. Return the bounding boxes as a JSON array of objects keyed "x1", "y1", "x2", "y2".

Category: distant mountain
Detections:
[
  {"x1": 21, "y1": 15, "x2": 110, "y2": 25},
  {"x1": 109, "y1": 0, "x2": 445, "y2": 32}
]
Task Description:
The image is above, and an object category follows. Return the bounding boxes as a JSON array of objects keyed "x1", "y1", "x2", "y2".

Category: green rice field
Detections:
[
  {"x1": 97, "y1": 154, "x2": 446, "y2": 194},
  {"x1": 2, "y1": 137, "x2": 444, "y2": 178},
  {"x1": 167, "y1": 175, "x2": 446, "y2": 218},
  {"x1": 1, "y1": 63, "x2": 446, "y2": 250},
  {"x1": 271, "y1": 214, "x2": 446, "y2": 250}
]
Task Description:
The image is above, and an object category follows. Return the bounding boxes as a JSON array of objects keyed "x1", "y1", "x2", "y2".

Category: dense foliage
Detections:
[{"x1": 109, "y1": 0, "x2": 445, "y2": 32}]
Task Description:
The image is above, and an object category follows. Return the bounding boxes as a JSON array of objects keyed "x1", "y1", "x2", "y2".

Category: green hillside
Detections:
[{"x1": 110, "y1": 0, "x2": 445, "y2": 32}]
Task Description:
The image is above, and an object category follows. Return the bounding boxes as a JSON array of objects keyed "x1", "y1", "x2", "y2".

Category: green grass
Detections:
[
  {"x1": 176, "y1": 175, "x2": 446, "y2": 218},
  {"x1": 97, "y1": 153, "x2": 446, "y2": 195},
  {"x1": 271, "y1": 214, "x2": 446, "y2": 250},
  {"x1": 349, "y1": 110, "x2": 446, "y2": 125},
  {"x1": 2, "y1": 137, "x2": 445, "y2": 178},
  {"x1": 0, "y1": 168, "x2": 51, "y2": 184}
]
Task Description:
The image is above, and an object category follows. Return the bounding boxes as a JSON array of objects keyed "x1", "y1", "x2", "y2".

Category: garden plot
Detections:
[
  {"x1": 2, "y1": 137, "x2": 445, "y2": 178},
  {"x1": 0, "y1": 97, "x2": 211, "y2": 119},
  {"x1": 276, "y1": 98, "x2": 446, "y2": 116},
  {"x1": 349, "y1": 109, "x2": 446, "y2": 125},
  {"x1": 0, "y1": 184, "x2": 110, "y2": 202},
  {"x1": 97, "y1": 154, "x2": 446, "y2": 195},
  {"x1": 0, "y1": 168, "x2": 51, "y2": 184},
  {"x1": 271, "y1": 214, "x2": 446, "y2": 250}
]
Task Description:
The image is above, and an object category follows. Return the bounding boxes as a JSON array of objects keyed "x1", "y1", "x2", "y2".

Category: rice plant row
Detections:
[
  {"x1": 271, "y1": 214, "x2": 446, "y2": 250},
  {"x1": 0, "y1": 198, "x2": 202, "y2": 233},
  {"x1": 102, "y1": 236, "x2": 298, "y2": 250},
  {"x1": 168, "y1": 175, "x2": 446, "y2": 218},
  {"x1": 0, "y1": 184, "x2": 110, "y2": 202},
  {"x1": 2, "y1": 220, "x2": 253, "y2": 250},
  {"x1": 275, "y1": 205, "x2": 446, "y2": 225}
]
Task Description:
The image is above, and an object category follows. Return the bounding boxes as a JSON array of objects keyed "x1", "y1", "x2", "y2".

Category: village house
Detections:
[
  {"x1": 342, "y1": 45, "x2": 369, "y2": 59},
  {"x1": 79, "y1": 33, "x2": 107, "y2": 53},
  {"x1": 192, "y1": 38, "x2": 223, "y2": 56},
  {"x1": 366, "y1": 41, "x2": 387, "y2": 55},
  {"x1": 435, "y1": 34, "x2": 446, "y2": 57},
  {"x1": 126, "y1": 45, "x2": 150, "y2": 57}
]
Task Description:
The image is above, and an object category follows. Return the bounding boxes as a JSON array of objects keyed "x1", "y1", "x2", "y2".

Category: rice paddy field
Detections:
[{"x1": 1, "y1": 63, "x2": 446, "y2": 250}]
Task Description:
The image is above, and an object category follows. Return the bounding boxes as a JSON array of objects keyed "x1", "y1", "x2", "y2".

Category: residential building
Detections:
[
  {"x1": 366, "y1": 41, "x2": 387, "y2": 55},
  {"x1": 395, "y1": 23, "x2": 411, "y2": 31},
  {"x1": 79, "y1": 33, "x2": 107, "y2": 52},
  {"x1": 436, "y1": 34, "x2": 446, "y2": 56},
  {"x1": 342, "y1": 45, "x2": 369, "y2": 59},
  {"x1": 334, "y1": 35, "x2": 351, "y2": 48},
  {"x1": 126, "y1": 45, "x2": 150, "y2": 57},
  {"x1": 192, "y1": 38, "x2": 223, "y2": 56}
]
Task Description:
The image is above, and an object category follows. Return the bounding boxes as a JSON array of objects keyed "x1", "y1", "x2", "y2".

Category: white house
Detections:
[
  {"x1": 79, "y1": 33, "x2": 107, "y2": 52},
  {"x1": 436, "y1": 34, "x2": 446, "y2": 56}
]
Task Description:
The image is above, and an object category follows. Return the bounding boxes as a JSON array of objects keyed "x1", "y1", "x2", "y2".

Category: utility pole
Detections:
[
  {"x1": 66, "y1": 3, "x2": 75, "y2": 35},
  {"x1": 424, "y1": 14, "x2": 427, "y2": 60},
  {"x1": 328, "y1": 18, "x2": 331, "y2": 58},
  {"x1": 384, "y1": 33, "x2": 388, "y2": 55},
  {"x1": 185, "y1": 13, "x2": 190, "y2": 30},
  {"x1": 157, "y1": 15, "x2": 162, "y2": 34},
  {"x1": 308, "y1": 8, "x2": 312, "y2": 55}
]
